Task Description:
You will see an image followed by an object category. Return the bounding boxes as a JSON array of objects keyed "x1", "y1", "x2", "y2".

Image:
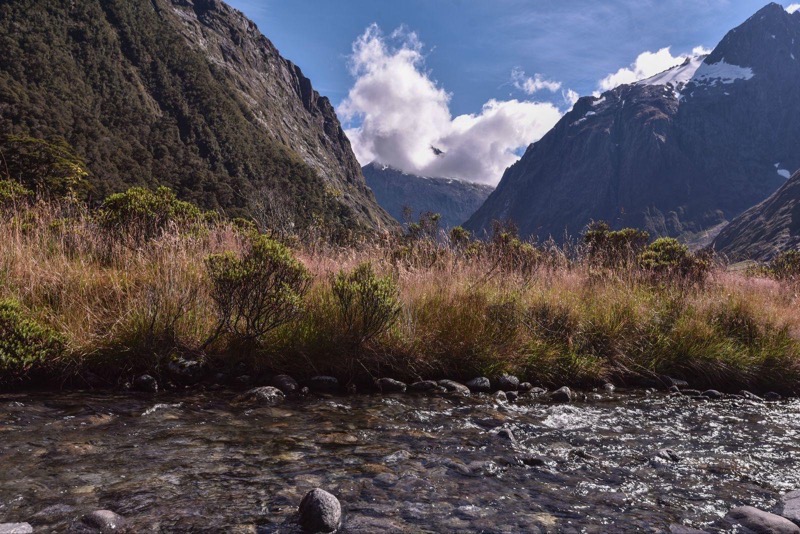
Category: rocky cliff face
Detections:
[
  {"x1": 362, "y1": 163, "x2": 494, "y2": 229},
  {"x1": 0, "y1": 0, "x2": 394, "y2": 232},
  {"x1": 466, "y1": 3, "x2": 800, "y2": 242},
  {"x1": 713, "y1": 169, "x2": 800, "y2": 260}
]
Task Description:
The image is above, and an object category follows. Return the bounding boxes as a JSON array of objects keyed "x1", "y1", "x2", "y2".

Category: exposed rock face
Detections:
[
  {"x1": 713, "y1": 170, "x2": 800, "y2": 260},
  {"x1": 466, "y1": 4, "x2": 800, "y2": 243},
  {"x1": 363, "y1": 163, "x2": 494, "y2": 228},
  {"x1": 0, "y1": 0, "x2": 394, "y2": 232}
]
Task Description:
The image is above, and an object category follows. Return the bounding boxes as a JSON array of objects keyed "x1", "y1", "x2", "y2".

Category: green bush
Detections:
[
  {"x1": 449, "y1": 226, "x2": 471, "y2": 249},
  {"x1": 206, "y1": 235, "x2": 311, "y2": 344},
  {"x1": 332, "y1": 262, "x2": 401, "y2": 349},
  {"x1": 98, "y1": 186, "x2": 203, "y2": 243},
  {"x1": 583, "y1": 221, "x2": 649, "y2": 268},
  {"x1": 0, "y1": 179, "x2": 32, "y2": 210},
  {"x1": 638, "y1": 237, "x2": 710, "y2": 282},
  {"x1": 0, "y1": 299, "x2": 63, "y2": 382}
]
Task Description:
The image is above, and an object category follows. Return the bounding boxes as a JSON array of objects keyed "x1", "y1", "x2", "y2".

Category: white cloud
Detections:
[
  {"x1": 562, "y1": 88, "x2": 580, "y2": 108},
  {"x1": 339, "y1": 25, "x2": 563, "y2": 185},
  {"x1": 512, "y1": 68, "x2": 562, "y2": 94},
  {"x1": 788, "y1": 4, "x2": 800, "y2": 14},
  {"x1": 597, "y1": 46, "x2": 711, "y2": 92}
]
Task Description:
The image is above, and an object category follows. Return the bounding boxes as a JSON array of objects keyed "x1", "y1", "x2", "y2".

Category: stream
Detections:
[{"x1": 1, "y1": 389, "x2": 799, "y2": 532}]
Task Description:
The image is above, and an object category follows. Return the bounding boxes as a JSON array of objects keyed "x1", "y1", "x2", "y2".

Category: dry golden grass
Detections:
[{"x1": 2, "y1": 199, "x2": 800, "y2": 393}]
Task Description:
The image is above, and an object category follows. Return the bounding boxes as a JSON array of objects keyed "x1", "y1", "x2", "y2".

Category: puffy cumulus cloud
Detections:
[
  {"x1": 511, "y1": 68, "x2": 562, "y2": 94},
  {"x1": 597, "y1": 46, "x2": 711, "y2": 92},
  {"x1": 788, "y1": 4, "x2": 800, "y2": 14},
  {"x1": 339, "y1": 25, "x2": 563, "y2": 185}
]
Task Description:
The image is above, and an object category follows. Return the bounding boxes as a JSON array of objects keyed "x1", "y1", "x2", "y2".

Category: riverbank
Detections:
[{"x1": 2, "y1": 193, "x2": 800, "y2": 396}]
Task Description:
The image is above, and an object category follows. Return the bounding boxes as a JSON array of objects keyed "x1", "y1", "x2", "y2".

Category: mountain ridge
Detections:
[
  {"x1": 0, "y1": 0, "x2": 394, "y2": 233},
  {"x1": 466, "y1": 3, "x2": 800, "y2": 242}
]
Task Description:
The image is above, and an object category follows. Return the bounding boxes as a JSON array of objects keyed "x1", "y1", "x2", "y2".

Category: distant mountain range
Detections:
[
  {"x1": 0, "y1": 0, "x2": 394, "y2": 233},
  {"x1": 713, "y1": 169, "x2": 800, "y2": 260},
  {"x1": 466, "y1": 3, "x2": 800, "y2": 245},
  {"x1": 362, "y1": 163, "x2": 494, "y2": 229}
]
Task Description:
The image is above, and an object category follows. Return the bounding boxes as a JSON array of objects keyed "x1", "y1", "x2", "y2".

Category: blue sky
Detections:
[{"x1": 225, "y1": 1, "x2": 799, "y2": 183}]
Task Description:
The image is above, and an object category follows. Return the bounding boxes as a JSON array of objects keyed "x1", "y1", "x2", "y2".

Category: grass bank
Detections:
[{"x1": 2, "y1": 191, "x2": 800, "y2": 395}]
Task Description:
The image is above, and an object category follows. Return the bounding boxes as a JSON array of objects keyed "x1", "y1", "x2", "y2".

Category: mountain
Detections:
[
  {"x1": 362, "y1": 163, "x2": 494, "y2": 229},
  {"x1": 713, "y1": 169, "x2": 800, "y2": 260},
  {"x1": 466, "y1": 3, "x2": 800, "y2": 242},
  {"x1": 0, "y1": 0, "x2": 394, "y2": 233}
]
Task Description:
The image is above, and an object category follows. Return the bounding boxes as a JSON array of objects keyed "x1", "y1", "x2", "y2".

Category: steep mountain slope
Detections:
[
  {"x1": 466, "y1": 3, "x2": 800, "y2": 242},
  {"x1": 713, "y1": 169, "x2": 800, "y2": 260},
  {"x1": 0, "y1": 0, "x2": 394, "y2": 232},
  {"x1": 363, "y1": 163, "x2": 494, "y2": 228}
]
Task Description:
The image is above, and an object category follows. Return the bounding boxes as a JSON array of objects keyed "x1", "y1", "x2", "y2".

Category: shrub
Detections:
[
  {"x1": 332, "y1": 262, "x2": 401, "y2": 349},
  {"x1": 98, "y1": 186, "x2": 203, "y2": 243},
  {"x1": 206, "y1": 235, "x2": 311, "y2": 344},
  {"x1": 583, "y1": 221, "x2": 649, "y2": 268},
  {"x1": 768, "y1": 250, "x2": 800, "y2": 281},
  {"x1": 0, "y1": 179, "x2": 32, "y2": 210},
  {"x1": 487, "y1": 221, "x2": 543, "y2": 275},
  {"x1": 638, "y1": 237, "x2": 710, "y2": 282},
  {"x1": 449, "y1": 226, "x2": 471, "y2": 249},
  {"x1": 0, "y1": 299, "x2": 63, "y2": 383}
]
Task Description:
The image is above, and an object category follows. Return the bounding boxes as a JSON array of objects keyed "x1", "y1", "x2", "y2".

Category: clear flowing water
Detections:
[{"x1": 1, "y1": 389, "x2": 799, "y2": 532}]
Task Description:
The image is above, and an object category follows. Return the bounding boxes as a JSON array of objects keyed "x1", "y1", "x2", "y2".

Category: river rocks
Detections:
[
  {"x1": 376, "y1": 378, "x2": 407, "y2": 393},
  {"x1": 740, "y1": 390, "x2": 764, "y2": 402},
  {"x1": 659, "y1": 375, "x2": 689, "y2": 390},
  {"x1": 166, "y1": 357, "x2": 206, "y2": 385},
  {"x1": 493, "y1": 428, "x2": 517, "y2": 445},
  {"x1": 409, "y1": 381, "x2": 443, "y2": 393},
  {"x1": 465, "y1": 377, "x2": 492, "y2": 393},
  {"x1": 235, "y1": 386, "x2": 285, "y2": 405},
  {"x1": 518, "y1": 382, "x2": 533, "y2": 392},
  {"x1": 669, "y1": 525, "x2": 710, "y2": 534},
  {"x1": 550, "y1": 386, "x2": 573, "y2": 403},
  {"x1": 506, "y1": 391, "x2": 519, "y2": 403},
  {"x1": 602, "y1": 383, "x2": 616, "y2": 393},
  {"x1": 0, "y1": 524, "x2": 32, "y2": 534},
  {"x1": 528, "y1": 387, "x2": 547, "y2": 397},
  {"x1": 765, "y1": 392, "x2": 783, "y2": 401},
  {"x1": 778, "y1": 490, "x2": 800, "y2": 526},
  {"x1": 494, "y1": 391, "x2": 508, "y2": 402},
  {"x1": 270, "y1": 374, "x2": 299, "y2": 396},
  {"x1": 438, "y1": 380, "x2": 470, "y2": 396},
  {"x1": 298, "y1": 488, "x2": 342, "y2": 533},
  {"x1": 701, "y1": 389, "x2": 723, "y2": 399},
  {"x1": 132, "y1": 374, "x2": 158, "y2": 393},
  {"x1": 83, "y1": 510, "x2": 127, "y2": 532},
  {"x1": 724, "y1": 506, "x2": 800, "y2": 533},
  {"x1": 495, "y1": 374, "x2": 520, "y2": 391},
  {"x1": 308, "y1": 376, "x2": 340, "y2": 394},
  {"x1": 655, "y1": 448, "x2": 681, "y2": 463}
]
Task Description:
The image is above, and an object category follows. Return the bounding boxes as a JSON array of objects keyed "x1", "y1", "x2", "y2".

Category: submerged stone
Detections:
[
  {"x1": 83, "y1": 510, "x2": 127, "y2": 533},
  {"x1": 298, "y1": 488, "x2": 341, "y2": 533},
  {"x1": 235, "y1": 386, "x2": 285, "y2": 406}
]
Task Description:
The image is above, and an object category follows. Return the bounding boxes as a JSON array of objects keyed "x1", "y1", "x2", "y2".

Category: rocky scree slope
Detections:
[
  {"x1": 466, "y1": 3, "x2": 800, "y2": 243},
  {"x1": 0, "y1": 0, "x2": 394, "y2": 232},
  {"x1": 362, "y1": 163, "x2": 494, "y2": 229},
  {"x1": 713, "y1": 169, "x2": 800, "y2": 260}
]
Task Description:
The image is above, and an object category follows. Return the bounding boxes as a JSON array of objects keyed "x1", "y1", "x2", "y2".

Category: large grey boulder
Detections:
[
  {"x1": 724, "y1": 506, "x2": 800, "y2": 533},
  {"x1": 83, "y1": 510, "x2": 127, "y2": 532},
  {"x1": 298, "y1": 488, "x2": 342, "y2": 533},
  {"x1": 778, "y1": 491, "x2": 800, "y2": 526},
  {"x1": 0, "y1": 524, "x2": 33, "y2": 534},
  {"x1": 465, "y1": 377, "x2": 492, "y2": 393}
]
